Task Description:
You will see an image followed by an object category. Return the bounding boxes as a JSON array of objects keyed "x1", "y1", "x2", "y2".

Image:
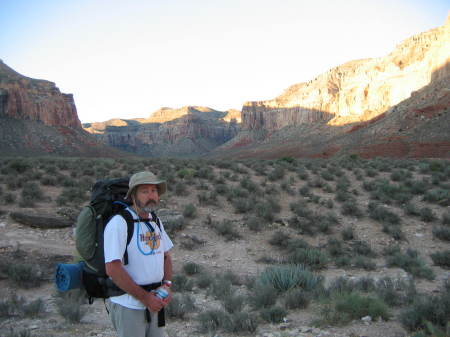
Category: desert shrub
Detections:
[
  {"x1": 353, "y1": 256, "x2": 377, "y2": 271},
  {"x1": 351, "y1": 240, "x2": 376, "y2": 257},
  {"x1": 327, "y1": 238, "x2": 345, "y2": 257},
  {"x1": 21, "y1": 182, "x2": 44, "y2": 200},
  {"x1": 197, "y1": 191, "x2": 218, "y2": 206},
  {"x1": 56, "y1": 187, "x2": 87, "y2": 206},
  {"x1": 231, "y1": 197, "x2": 253, "y2": 213},
  {"x1": 268, "y1": 230, "x2": 290, "y2": 248},
  {"x1": 368, "y1": 202, "x2": 400, "y2": 225},
  {"x1": 286, "y1": 238, "x2": 310, "y2": 253},
  {"x1": 3, "y1": 193, "x2": 16, "y2": 204},
  {"x1": 166, "y1": 293, "x2": 196, "y2": 319},
  {"x1": 290, "y1": 200, "x2": 313, "y2": 218},
  {"x1": 433, "y1": 226, "x2": 450, "y2": 241},
  {"x1": 375, "y1": 277, "x2": 416, "y2": 307},
  {"x1": 420, "y1": 207, "x2": 436, "y2": 222},
  {"x1": 7, "y1": 263, "x2": 43, "y2": 288},
  {"x1": 210, "y1": 219, "x2": 241, "y2": 241},
  {"x1": 268, "y1": 166, "x2": 285, "y2": 181},
  {"x1": 222, "y1": 270, "x2": 242, "y2": 286},
  {"x1": 287, "y1": 248, "x2": 328, "y2": 270},
  {"x1": 382, "y1": 224, "x2": 406, "y2": 241},
  {"x1": 404, "y1": 202, "x2": 421, "y2": 216},
  {"x1": 182, "y1": 203, "x2": 197, "y2": 219},
  {"x1": 335, "y1": 255, "x2": 352, "y2": 268},
  {"x1": 209, "y1": 277, "x2": 233, "y2": 300},
  {"x1": 284, "y1": 288, "x2": 311, "y2": 310},
  {"x1": 55, "y1": 289, "x2": 86, "y2": 323},
  {"x1": 319, "y1": 292, "x2": 390, "y2": 326},
  {"x1": 253, "y1": 198, "x2": 280, "y2": 222},
  {"x1": 22, "y1": 298, "x2": 45, "y2": 318},
  {"x1": 196, "y1": 272, "x2": 214, "y2": 288},
  {"x1": 223, "y1": 293, "x2": 245, "y2": 313},
  {"x1": 423, "y1": 188, "x2": 449, "y2": 206},
  {"x1": 7, "y1": 159, "x2": 32, "y2": 174},
  {"x1": 40, "y1": 175, "x2": 58, "y2": 186},
  {"x1": 214, "y1": 183, "x2": 229, "y2": 195},
  {"x1": 341, "y1": 201, "x2": 363, "y2": 217},
  {"x1": 174, "y1": 182, "x2": 189, "y2": 196},
  {"x1": 196, "y1": 309, "x2": 229, "y2": 333},
  {"x1": 400, "y1": 287, "x2": 450, "y2": 332},
  {"x1": 386, "y1": 249, "x2": 435, "y2": 280},
  {"x1": 260, "y1": 306, "x2": 287, "y2": 323},
  {"x1": 430, "y1": 250, "x2": 450, "y2": 268},
  {"x1": 341, "y1": 227, "x2": 355, "y2": 241},
  {"x1": 183, "y1": 262, "x2": 201, "y2": 275},
  {"x1": 223, "y1": 312, "x2": 258, "y2": 333},
  {"x1": 245, "y1": 216, "x2": 265, "y2": 232},
  {"x1": 390, "y1": 169, "x2": 411, "y2": 182},
  {"x1": 172, "y1": 274, "x2": 194, "y2": 292},
  {"x1": 442, "y1": 211, "x2": 450, "y2": 225},
  {"x1": 258, "y1": 264, "x2": 323, "y2": 293},
  {"x1": 248, "y1": 282, "x2": 277, "y2": 309}
]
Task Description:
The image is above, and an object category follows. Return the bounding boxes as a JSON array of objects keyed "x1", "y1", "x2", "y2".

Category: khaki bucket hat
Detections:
[{"x1": 125, "y1": 171, "x2": 167, "y2": 200}]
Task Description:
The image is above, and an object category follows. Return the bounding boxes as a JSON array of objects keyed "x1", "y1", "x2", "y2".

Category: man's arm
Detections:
[
  {"x1": 163, "y1": 251, "x2": 173, "y2": 282},
  {"x1": 105, "y1": 260, "x2": 164, "y2": 312}
]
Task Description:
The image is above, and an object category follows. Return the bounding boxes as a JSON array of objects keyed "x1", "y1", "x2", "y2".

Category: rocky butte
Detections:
[
  {"x1": 0, "y1": 60, "x2": 123, "y2": 157},
  {"x1": 83, "y1": 106, "x2": 240, "y2": 157},
  {"x1": 220, "y1": 13, "x2": 450, "y2": 158}
]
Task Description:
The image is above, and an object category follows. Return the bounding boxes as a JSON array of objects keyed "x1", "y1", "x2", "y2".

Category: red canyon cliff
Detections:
[{"x1": 220, "y1": 14, "x2": 450, "y2": 158}]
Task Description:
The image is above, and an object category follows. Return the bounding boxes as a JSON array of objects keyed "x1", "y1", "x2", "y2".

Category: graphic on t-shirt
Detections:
[{"x1": 140, "y1": 231, "x2": 161, "y2": 250}]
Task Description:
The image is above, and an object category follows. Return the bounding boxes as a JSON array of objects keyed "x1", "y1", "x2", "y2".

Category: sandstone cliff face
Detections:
[
  {"x1": 241, "y1": 17, "x2": 450, "y2": 132},
  {"x1": 84, "y1": 106, "x2": 240, "y2": 156},
  {"x1": 0, "y1": 60, "x2": 81, "y2": 129}
]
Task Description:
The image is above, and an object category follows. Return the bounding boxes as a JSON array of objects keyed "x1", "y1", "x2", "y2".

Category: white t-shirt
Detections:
[{"x1": 104, "y1": 207, "x2": 173, "y2": 309}]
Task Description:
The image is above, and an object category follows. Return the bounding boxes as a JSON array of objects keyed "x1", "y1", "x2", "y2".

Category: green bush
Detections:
[
  {"x1": 386, "y1": 249, "x2": 435, "y2": 280},
  {"x1": 442, "y1": 211, "x2": 450, "y2": 225},
  {"x1": 223, "y1": 312, "x2": 258, "y2": 333},
  {"x1": 248, "y1": 282, "x2": 277, "y2": 309},
  {"x1": 353, "y1": 255, "x2": 377, "y2": 271},
  {"x1": 196, "y1": 309, "x2": 229, "y2": 333},
  {"x1": 420, "y1": 207, "x2": 436, "y2": 222},
  {"x1": 433, "y1": 226, "x2": 450, "y2": 241},
  {"x1": 351, "y1": 240, "x2": 376, "y2": 257},
  {"x1": 258, "y1": 264, "x2": 323, "y2": 292},
  {"x1": 245, "y1": 216, "x2": 265, "y2": 232},
  {"x1": 7, "y1": 263, "x2": 43, "y2": 288},
  {"x1": 287, "y1": 248, "x2": 329, "y2": 270},
  {"x1": 368, "y1": 202, "x2": 400, "y2": 225},
  {"x1": 210, "y1": 219, "x2": 241, "y2": 241},
  {"x1": 166, "y1": 293, "x2": 195, "y2": 319},
  {"x1": 284, "y1": 288, "x2": 311, "y2": 309},
  {"x1": 341, "y1": 201, "x2": 363, "y2": 217},
  {"x1": 172, "y1": 274, "x2": 194, "y2": 292},
  {"x1": 423, "y1": 188, "x2": 449, "y2": 206},
  {"x1": 319, "y1": 293, "x2": 390, "y2": 326},
  {"x1": 196, "y1": 272, "x2": 214, "y2": 288},
  {"x1": 431, "y1": 250, "x2": 450, "y2": 268},
  {"x1": 341, "y1": 227, "x2": 355, "y2": 241},
  {"x1": 182, "y1": 203, "x2": 197, "y2": 219},
  {"x1": 260, "y1": 306, "x2": 287, "y2": 323},
  {"x1": 223, "y1": 293, "x2": 245, "y2": 313},
  {"x1": 209, "y1": 278, "x2": 233, "y2": 301},
  {"x1": 183, "y1": 262, "x2": 201, "y2": 275},
  {"x1": 400, "y1": 288, "x2": 450, "y2": 332},
  {"x1": 55, "y1": 289, "x2": 86, "y2": 323}
]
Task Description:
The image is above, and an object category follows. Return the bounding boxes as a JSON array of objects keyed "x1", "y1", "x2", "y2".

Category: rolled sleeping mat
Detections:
[{"x1": 55, "y1": 262, "x2": 85, "y2": 292}]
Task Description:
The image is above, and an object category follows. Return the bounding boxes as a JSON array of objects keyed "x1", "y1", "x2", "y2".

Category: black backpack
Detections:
[{"x1": 75, "y1": 177, "x2": 161, "y2": 301}]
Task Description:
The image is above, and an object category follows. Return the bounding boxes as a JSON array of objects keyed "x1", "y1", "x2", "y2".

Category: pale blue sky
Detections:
[{"x1": 1, "y1": 0, "x2": 448, "y2": 123}]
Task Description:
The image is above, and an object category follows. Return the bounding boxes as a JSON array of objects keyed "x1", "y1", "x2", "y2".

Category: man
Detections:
[{"x1": 104, "y1": 171, "x2": 173, "y2": 337}]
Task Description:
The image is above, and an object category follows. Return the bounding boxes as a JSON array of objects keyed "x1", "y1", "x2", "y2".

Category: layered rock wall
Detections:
[
  {"x1": 242, "y1": 17, "x2": 450, "y2": 132},
  {"x1": 0, "y1": 60, "x2": 81, "y2": 129}
]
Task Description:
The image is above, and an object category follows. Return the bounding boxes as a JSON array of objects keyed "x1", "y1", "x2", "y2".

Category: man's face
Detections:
[{"x1": 135, "y1": 184, "x2": 160, "y2": 213}]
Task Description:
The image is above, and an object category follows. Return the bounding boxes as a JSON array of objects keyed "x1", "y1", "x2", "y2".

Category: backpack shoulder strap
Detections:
[
  {"x1": 117, "y1": 209, "x2": 135, "y2": 265},
  {"x1": 150, "y1": 211, "x2": 162, "y2": 231}
]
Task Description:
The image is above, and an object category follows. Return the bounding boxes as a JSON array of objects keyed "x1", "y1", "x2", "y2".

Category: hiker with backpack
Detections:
[{"x1": 103, "y1": 171, "x2": 173, "y2": 337}]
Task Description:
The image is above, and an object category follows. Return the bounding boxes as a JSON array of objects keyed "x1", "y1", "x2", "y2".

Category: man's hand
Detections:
[{"x1": 142, "y1": 292, "x2": 165, "y2": 312}]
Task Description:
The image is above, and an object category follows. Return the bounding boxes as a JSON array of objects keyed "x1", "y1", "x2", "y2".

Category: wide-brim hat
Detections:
[{"x1": 125, "y1": 171, "x2": 167, "y2": 200}]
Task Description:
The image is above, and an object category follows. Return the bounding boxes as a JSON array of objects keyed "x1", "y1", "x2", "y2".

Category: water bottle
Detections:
[{"x1": 153, "y1": 285, "x2": 169, "y2": 299}]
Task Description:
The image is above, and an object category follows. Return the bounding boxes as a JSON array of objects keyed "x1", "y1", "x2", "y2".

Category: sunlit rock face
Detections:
[
  {"x1": 242, "y1": 16, "x2": 450, "y2": 131},
  {"x1": 0, "y1": 60, "x2": 82, "y2": 129},
  {"x1": 83, "y1": 106, "x2": 241, "y2": 156}
]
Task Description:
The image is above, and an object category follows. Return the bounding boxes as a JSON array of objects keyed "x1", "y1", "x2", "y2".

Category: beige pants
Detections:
[{"x1": 107, "y1": 300, "x2": 165, "y2": 337}]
